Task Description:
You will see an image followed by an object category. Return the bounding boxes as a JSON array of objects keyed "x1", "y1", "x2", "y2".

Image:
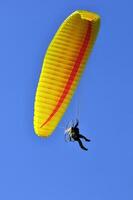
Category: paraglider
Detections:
[
  {"x1": 65, "y1": 119, "x2": 91, "y2": 151},
  {"x1": 33, "y1": 10, "x2": 100, "y2": 137}
]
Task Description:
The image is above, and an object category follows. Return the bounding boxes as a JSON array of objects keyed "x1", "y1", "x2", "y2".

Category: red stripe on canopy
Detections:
[{"x1": 40, "y1": 22, "x2": 92, "y2": 128}]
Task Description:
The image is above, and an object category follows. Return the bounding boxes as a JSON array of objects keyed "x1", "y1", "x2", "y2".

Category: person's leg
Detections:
[
  {"x1": 78, "y1": 134, "x2": 91, "y2": 142},
  {"x1": 77, "y1": 139, "x2": 88, "y2": 151}
]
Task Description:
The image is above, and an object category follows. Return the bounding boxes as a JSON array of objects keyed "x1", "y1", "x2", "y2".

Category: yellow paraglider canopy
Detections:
[{"x1": 34, "y1": 10, "x2": 100, "y2": 137}]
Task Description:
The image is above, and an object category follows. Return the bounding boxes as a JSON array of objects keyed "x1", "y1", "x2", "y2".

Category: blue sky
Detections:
[{"x1": 0, "y1": 0, "x2": 133, "y2": 199}]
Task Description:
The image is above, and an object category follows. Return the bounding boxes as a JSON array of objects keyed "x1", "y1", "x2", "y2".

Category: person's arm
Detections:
[{"x1": 74, "y1": 119, "x2": 79, "y2": 128}]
